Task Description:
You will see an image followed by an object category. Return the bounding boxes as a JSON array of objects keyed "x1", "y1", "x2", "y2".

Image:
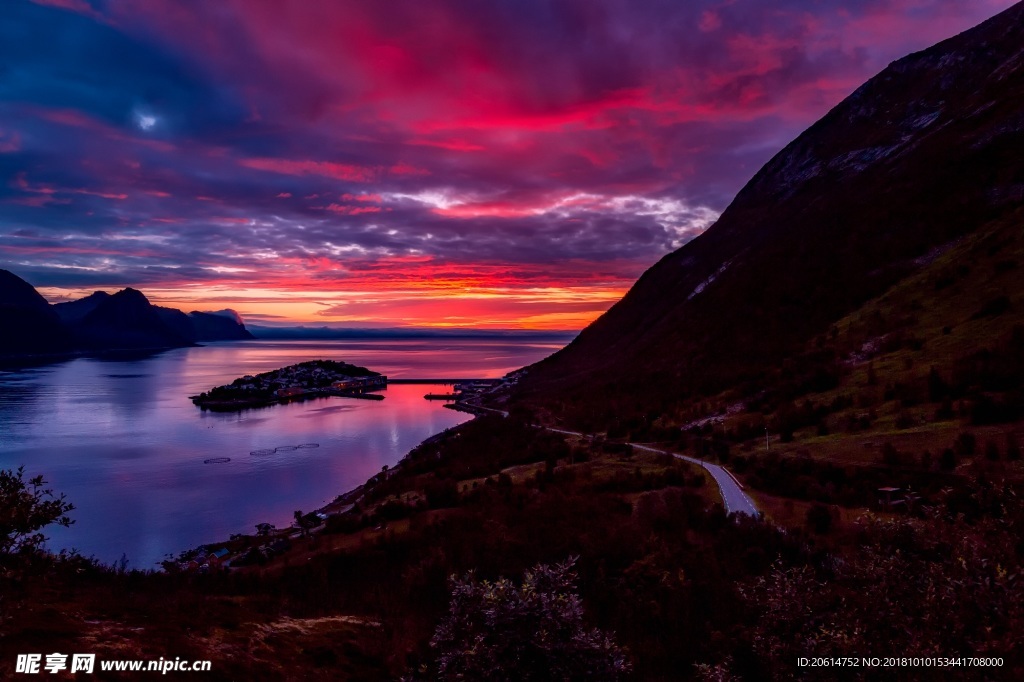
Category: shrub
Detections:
[
  {"x1": 0, "y1": 467, "x2": 74, "y2": 580},
  {"x1": 425, "y1": 558, "x2": 631, "y2": 681}
]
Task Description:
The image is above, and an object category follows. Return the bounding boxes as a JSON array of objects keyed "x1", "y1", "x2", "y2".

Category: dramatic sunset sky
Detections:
[{"x1": 1, "y1": 0, "x2": 1015, "y2": 329}]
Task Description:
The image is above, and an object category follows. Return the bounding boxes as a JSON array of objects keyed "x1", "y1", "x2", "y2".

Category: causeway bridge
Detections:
[{"x1": 386, "y1": 378, "x2": 501, "y2": 385}]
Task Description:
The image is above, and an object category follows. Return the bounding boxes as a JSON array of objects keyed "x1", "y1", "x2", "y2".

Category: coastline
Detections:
[
  {"x1": 191, "y1": 388, "x2": 385, "y2": 412},
  {"x1": 317, "y1": 419, "x2": 473, "y2": 515},
  {"x1": 308, "y1": 398, "x2": 501, "y2": 516},
  {"x1": 177, "y1": 399, "x2": 487, "y2": 569}
]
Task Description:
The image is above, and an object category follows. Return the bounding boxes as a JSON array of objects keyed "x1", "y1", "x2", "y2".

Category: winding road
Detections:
[
  {"x1": 633, "y1": 445, "x2": 759, "y2": 517},
  {"x1": 455, "y1": 401, "x2": 759, "y2": 517},
  {"x1": 541, "y1": 427, "x2": 760, "y2": 517}
]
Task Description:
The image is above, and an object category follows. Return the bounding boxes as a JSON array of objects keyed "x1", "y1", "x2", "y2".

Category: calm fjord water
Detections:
[{"x1": 0, "y1": 338, "x2": 566, "y2": 567}]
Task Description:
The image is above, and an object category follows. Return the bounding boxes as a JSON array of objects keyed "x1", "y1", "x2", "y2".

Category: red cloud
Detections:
[
  {"x1": 323, "y1": 204, "x2": 383, "y2": 215},
  {"x1": 73, "y1": 188, "x2": 128, "y2": 200},
  {"x1": 13, "y1": 173, "x2": 126, "y2": 200},
  {"x1": 388, "y1": 161, "x2": 429, "y2": 176},
  {"x1": 239, "y1": 157, "x2": 376, "y2": 182}
]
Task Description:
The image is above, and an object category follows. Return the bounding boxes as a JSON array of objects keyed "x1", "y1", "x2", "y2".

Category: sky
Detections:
[{"x1": 0, "y1": 0, "x2": 1017, "y2": 329}]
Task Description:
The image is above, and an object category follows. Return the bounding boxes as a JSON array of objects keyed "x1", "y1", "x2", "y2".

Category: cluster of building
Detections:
[
  {"x1": 192, "y1": 360, "x2": 386, "y2": 406},
  {"x1": 275, "y1": 374, "x2": 386, "y2": 398},
  {"x1": 235, "y1": 363, "x2": 385, "y2": 398},
  {"x1": 452, "y1": 380, "x2": 501, "y2": 394},
  {"x1": 179, "y1": 547, "x2": 231, "y2": 572}
]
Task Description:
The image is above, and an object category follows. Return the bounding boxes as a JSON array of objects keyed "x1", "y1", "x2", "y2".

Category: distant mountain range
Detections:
[
  {"x1": 519, "y1": 1, "x2": 1024, "y2": 423},
  {"x1": 0, "y1": 270, "x2": 253, "y2": 361},
  {"x1": 247, "y1": 325, "x2": 576, "y2": 340}
]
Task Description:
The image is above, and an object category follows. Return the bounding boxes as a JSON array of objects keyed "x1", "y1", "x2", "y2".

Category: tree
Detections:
[
  {"x1": 426, "y1": 558, "x2": 631, "y2": 681},
  {"x1": 0, "y1": 467, "x2": 74, "y2": 578},
  {"x1": 293, "y1": 509, "x2": 308, "y2": 537}
]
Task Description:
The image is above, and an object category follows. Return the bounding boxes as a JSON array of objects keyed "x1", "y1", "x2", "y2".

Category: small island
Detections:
[{"x1": 191, "y1": 359, "x2": 386, "y2": 411}]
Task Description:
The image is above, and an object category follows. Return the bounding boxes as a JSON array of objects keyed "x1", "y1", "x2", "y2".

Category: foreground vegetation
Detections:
[{"x1": 3, "y1": 409, "x2": 1022, "y2": 680}]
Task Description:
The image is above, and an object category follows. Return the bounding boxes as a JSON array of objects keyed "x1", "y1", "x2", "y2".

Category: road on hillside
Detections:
[
  {"x1": 632, "y1": 445, "x2": 759, "y2": 517},
  {"x1": 457, "y1": 404, "x2": 760, "y2": 517},
  {"x1": 544, "y1": 427, "x2": 760, "y2": 517}
]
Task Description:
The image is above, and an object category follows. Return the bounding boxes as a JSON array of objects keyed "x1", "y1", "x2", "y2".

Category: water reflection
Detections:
[{"x1": 0, "y1": 338, "x2": 564, "y2": 567}]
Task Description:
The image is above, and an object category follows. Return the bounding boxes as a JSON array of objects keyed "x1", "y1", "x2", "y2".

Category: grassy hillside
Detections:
[
  {"x1": 726, "y1": 206, "x2": 1024, "y2": 452},
  {"x1": 5, "y1": 408, "x2": 1023, "y2": 680}
]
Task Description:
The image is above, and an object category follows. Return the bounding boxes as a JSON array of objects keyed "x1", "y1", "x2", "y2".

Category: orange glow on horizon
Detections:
[{"x1": 36, "y1": 263, "x2": 633, "y2": 331}]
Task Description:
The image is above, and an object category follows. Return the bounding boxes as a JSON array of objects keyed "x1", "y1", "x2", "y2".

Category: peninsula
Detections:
[{"x1": 191, "y1": 359, "x2": 386, "y2": 411}]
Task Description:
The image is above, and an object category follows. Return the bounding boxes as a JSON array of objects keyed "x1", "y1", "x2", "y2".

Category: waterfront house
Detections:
[{"x1": 206, "y1": 548, "x2": 230, "y2": 566}]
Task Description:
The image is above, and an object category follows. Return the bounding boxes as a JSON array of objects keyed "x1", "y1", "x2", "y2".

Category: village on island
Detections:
[
  {"x1": 190, "y1": 359, "x2": 388, "y2": 410},
  {"x1": 190, "y1": 359, "x2": 504, "y2": 412}
]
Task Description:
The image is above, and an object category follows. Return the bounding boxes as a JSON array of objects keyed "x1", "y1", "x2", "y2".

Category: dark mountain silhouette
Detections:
[
  {"x1": 1, "y1": 273, "x2": 256, "y2": 361},
  {"x1": 155, "y1": 306, "x2": 199, "y2": 343},
  {"x1": 53, "y1": 291, "x2": 110, "y2": 323},
  {"x1": 204, "y1": 309, "x2": 244, "y2": 324},
  {"x1": 0, "y1": 269, "x2": 73, "y2": 356},
  {"x1": 519, "y1": 2, "x2": 1024, "y2": 418},
  {"x1": 188, "y1": 310, "x2": 254, "y2": 341},
  {"x1": 75, "y1": 288, "x2": 193, "y2": 350}
]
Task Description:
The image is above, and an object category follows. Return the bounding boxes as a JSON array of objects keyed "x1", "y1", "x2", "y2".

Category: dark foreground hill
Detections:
[{"x1": 519, "y1": 1, "x2": 1024, "y2": 425}]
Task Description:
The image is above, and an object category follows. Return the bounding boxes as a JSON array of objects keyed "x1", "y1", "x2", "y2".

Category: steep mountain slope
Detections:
[
  {"x1": 0, "y1": 269, "x2": 72, "y2": 357},
  {"x1": 519, "y1": 2, "x2": 1024, "y2": 421},
  {"x1": 783, "y1": 205, "x2": 1024, "y2": 435},
  {"x1": 188, "y1": 310, "x2": 254, "y2": 341}
]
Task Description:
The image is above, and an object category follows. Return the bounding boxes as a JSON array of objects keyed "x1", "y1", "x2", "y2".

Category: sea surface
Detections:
[{"x1": 0, "y1": 337, "x2": 568, "y2": 567}]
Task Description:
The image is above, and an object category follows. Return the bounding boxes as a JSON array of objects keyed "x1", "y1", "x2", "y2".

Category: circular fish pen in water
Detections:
[
  {"x1": 204, "y1": 457, "x2": 231, "y2": 464},
  {"x1": 250, "y1": 443, "x2": 320, "y2": 455}
]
